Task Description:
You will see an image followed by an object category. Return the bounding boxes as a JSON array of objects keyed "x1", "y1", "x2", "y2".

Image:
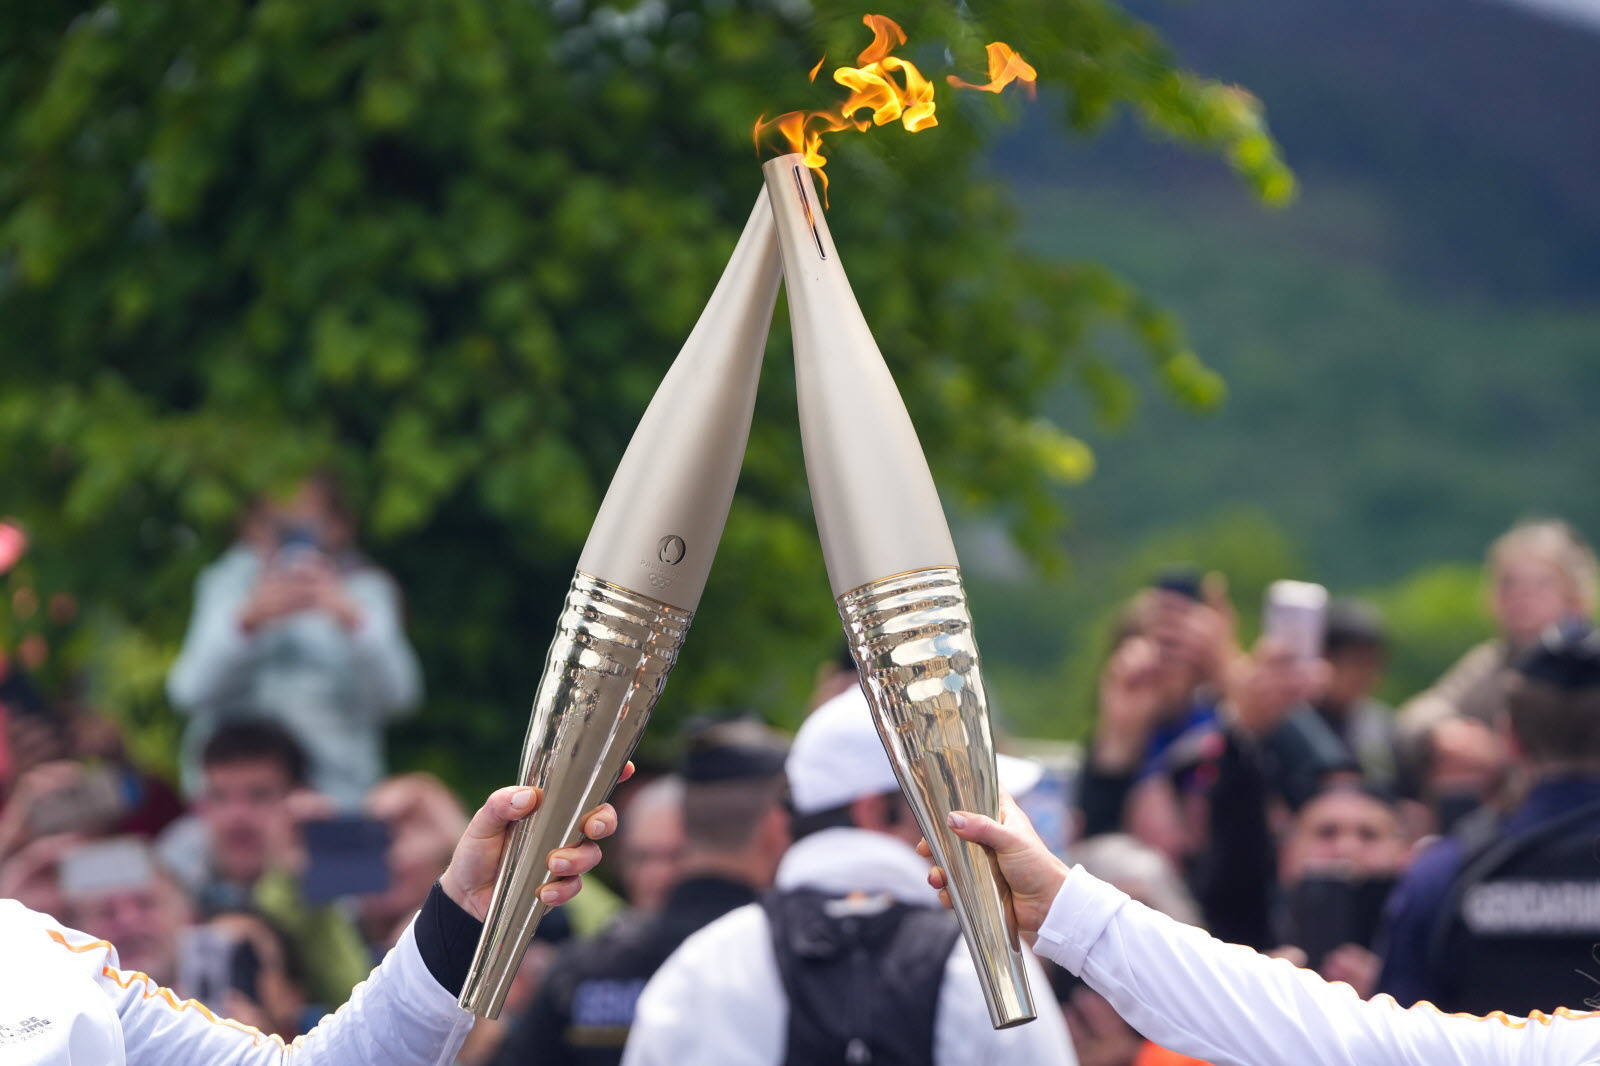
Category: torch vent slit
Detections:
[{"x1": 792, "y1": 165, "x2": 827, "y2": 260}]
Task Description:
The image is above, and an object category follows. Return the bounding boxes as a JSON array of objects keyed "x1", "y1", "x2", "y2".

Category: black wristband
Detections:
[{"x1": 415, "y1": 881, "x2": 485, "y2": 997}]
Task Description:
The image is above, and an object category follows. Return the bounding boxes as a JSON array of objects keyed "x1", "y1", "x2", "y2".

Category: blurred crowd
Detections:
[{"x1": 4, "y1": 486, "x2": 1600, "y2": 1065}]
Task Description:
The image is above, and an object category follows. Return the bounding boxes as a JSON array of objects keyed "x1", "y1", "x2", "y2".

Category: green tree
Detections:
[{"x1": 0, "y1": 0, "x2": 1289, "y2": 787}]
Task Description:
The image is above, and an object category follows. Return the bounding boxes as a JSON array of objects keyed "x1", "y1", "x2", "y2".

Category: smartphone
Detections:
[
  {"x1": 1153, "y1": 566, "x2": 1205, "y2": 602},
  {"x1": 60, "y1": 838, "x2": 156, "y2": 897},
  {"x1": 1285, "y1": 873, "x2": 1398, "y2": 970},
  {"x1": 28, "y1": 764, "x2": 128, "y2": 838},
  {"x1": 1264, "y1": 580, "x2": 1329, "y2": 660},
  {"x1": 300, "y1": 816, "x2": 392, "y2": 904}
]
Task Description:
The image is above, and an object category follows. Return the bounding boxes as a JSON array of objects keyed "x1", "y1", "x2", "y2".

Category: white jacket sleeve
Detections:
[
  {"x1": 114, "y1": 919, "x2": 473, "y2": 1065},
  {"x1": 1036, "y1": 866, "x2": 1600, "y2": 1066}
]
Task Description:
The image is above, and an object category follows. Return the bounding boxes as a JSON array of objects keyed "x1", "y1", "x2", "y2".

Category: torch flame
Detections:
[
  {"x1": 755, "y1": 15, "x2": 1035, "y2": 202},
  {"x1": 946, "y1": 42, "x2": 1039, "y2": 97}
]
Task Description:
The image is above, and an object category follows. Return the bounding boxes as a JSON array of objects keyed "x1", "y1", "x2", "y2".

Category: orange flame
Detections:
[
  {"x1": 946, "y1": 42, "x2": 1038, "y2": 97},
  {"x1": 755, "y1": 15, "x2": 1035, "y2": 201}
]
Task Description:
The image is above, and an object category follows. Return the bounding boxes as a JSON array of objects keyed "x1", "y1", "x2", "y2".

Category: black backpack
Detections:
[{"x1": 763, "y1": 889, "x2": 963, "y2": 1065}]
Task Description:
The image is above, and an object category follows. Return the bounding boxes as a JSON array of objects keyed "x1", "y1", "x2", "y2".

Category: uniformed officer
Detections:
[
  {"x1": 1377, "y1": 621, "x2": 1600, "y2": 1016},
  {"x1": 495, "y1": 719, "x2": 790, "y2": 1066}
]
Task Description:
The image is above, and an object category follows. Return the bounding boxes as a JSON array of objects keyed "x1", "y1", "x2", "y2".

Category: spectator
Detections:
[
  {"x1": 501, "y1": 719, "x2": 788, "y2": 1066},
  {"x1": 611, "y1": 774, "x2": 686, "y2": 915},
  {"x1": 1275, "y1": 784, "x2": 1408, "y2": 997},
  {"x1": 1144, "y1": 636, "x2": 1350, "y2": 948},
  {"x1": 0, "y1": 709, "x2": 182, "y2": 867},
  {"x1": 167, "y1": 472, "x2": 421, "y2": 807},
  {"x1": 624, "y1": 688, "x2": 1076, "y2": 1065},
  {"x1": 159, "y1": 719, "x2": 311, "y2": 909},
  {"x1": 1376, "y1": 623, "x2": 1600, "y2": 1015},
  {"x1": 1075, "y1": 578, "x2": 1234, "y2": 860},
  {"x1": 1312, "y1": 600, "x2": 1404, "y2": 793},
  {"x1": 157, "y1": 719, "x2": 370, "y2": 1008},
  {"x1": 1396, "y1": 519, "x2": 1596, "y2": 781},
  {"x1": 61, "y1": 837, "x2": 193, "y2": 988}
]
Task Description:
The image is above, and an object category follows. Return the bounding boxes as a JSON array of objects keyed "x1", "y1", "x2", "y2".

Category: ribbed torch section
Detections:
[
  {"x1": 762, "y1": 155, "x2": 1036, "y2": 1029},
  {"x1": 459, "y1": 191, "x2": 780, "y2": 1018},
  {"x1": 838, "y1": 568, "x2": 1034, "y2": 1029},
  {"x1": 459, "y1": 572, "x2": 690, "y2": 1017}
]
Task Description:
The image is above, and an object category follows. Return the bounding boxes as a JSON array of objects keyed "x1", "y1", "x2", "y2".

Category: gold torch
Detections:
[
  {"x1": 763, "y1": 153, "x2": 1036, "y2": 1029},
  {"x1": 458, "y1": 191, "x2": 780, "y2": 1018}
]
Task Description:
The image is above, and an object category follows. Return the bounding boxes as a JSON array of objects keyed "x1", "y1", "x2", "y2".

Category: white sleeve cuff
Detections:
[{"x1": 1033, "y1": 865, "x2": 1130, "y2": 974}]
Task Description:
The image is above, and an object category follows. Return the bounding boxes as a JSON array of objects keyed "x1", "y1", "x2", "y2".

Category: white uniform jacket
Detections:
[
  {"x1": 1038, "y1": 865, "x2": 1600, "y2": 1066},
  {"x1": 622, "y1": 827, "x2": 1076, "y2": 1066},
  {"x1": 0, "y1": 899, "x2": 473, "y2": 1065}
]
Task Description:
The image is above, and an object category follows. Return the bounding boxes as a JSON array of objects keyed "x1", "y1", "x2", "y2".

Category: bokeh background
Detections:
[{"x1": 2, "y1": 0, "x2": 1594, "y2": 792}]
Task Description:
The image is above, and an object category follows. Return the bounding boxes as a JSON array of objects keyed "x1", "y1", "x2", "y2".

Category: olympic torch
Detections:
[
  {"x1": 763, "y1": 155, "x2": 1036, "y2": 1029},
  {"x1": 458, "y1": 190, "x2": 781, "y2": 1018}
]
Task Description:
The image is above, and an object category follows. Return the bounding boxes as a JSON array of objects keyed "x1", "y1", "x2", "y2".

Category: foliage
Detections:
[{"x1": 0, "y1": 0, "x2": 1287, "y2": 787}]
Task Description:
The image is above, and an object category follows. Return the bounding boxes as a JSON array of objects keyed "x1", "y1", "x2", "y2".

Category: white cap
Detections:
[{"x1": 787, "y1": 686, "x2": 900, "y2": 815}]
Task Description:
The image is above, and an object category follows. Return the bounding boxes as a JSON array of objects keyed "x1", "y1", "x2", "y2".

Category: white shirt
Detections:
[
  {"x1": 1037, "y1": 864, "x2": 1600, "y2": 1066},
  {"x1": 622, "y1": 828, "x2": 1076, "y2": 1066},
  {"x1": 0, "y1": 899, "x2": 472, "y2": 1065}
]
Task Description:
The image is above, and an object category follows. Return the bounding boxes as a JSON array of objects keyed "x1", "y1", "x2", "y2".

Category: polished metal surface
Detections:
[
  {"x1": 838, "y1": 566, "x2": 1037, "y2": 1029},
  {"x1": 458, "y1": 571, "x2": 692, "y2": 1018}
]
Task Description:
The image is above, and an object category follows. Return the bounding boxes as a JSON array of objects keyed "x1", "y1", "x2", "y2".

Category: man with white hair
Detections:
[{"x1": 622, "y1": 688, "x2": 1074, "y2": 1065}]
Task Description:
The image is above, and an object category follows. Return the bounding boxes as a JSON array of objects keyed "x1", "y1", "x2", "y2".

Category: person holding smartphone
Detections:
[
  {"x1": 167, "y1": 473, "x2": 421, "y2": 808},
  {"x1": 2, "y1": 778, "x2": 624, "y2": 1066}
]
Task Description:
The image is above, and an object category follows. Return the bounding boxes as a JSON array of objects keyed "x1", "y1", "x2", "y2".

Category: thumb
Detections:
[{"x1": 946, "y1": 809, "x2": 1025, "y2": 855}]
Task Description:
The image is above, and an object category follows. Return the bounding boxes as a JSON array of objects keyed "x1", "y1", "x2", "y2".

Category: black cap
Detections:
[
  {"x1": 680, "y1": 716, "x2": 789, "y2": 784},
  {"x1": 1517, "y1": 620, "x2": 1600, "y2": 691}
]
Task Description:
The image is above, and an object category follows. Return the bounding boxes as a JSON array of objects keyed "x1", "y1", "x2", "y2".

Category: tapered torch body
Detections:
[
  {"x1": 458, "y1": 190, "x2": 781, "y2": 1018},
  {"x1": 762, "y1": 155, "x2": 1036, "y2": 1029}
]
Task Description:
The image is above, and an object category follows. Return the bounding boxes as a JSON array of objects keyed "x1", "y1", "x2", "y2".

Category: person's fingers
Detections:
[
  {"x1": 915, "y1": 838, "x2": 932, "y2": 859},
  {"x1": 619, "y1": 761, "x2": 637, "y2": 784},
  {"x1": 465, "y1": 785, "x2": 542, "y2": 842},
  {"x1": 580, "y1": 802, "x2": 618, "y2": 840},
  {"x1": 539, "y1": 875, "x2": 584, "y2": 907},
  {"x1": 928, "y1": 865, "x2": 946, "y2": 891},
  {"x1": 547, "y1": 840, "x2": 601, "y2": 877},
  {"x1": 945, "y1": 809, "x2": 1017, "y2": 852}
]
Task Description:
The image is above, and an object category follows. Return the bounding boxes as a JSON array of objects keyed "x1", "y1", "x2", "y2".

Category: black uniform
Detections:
[{"x1": 494, "y1": 876, "x2": 757, "y2": 1066}]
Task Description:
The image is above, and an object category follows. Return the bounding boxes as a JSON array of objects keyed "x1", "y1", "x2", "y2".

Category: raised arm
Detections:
[
  {"x1": 925, "y1": 797, "x2": 1600, "y2": 1066},
  {"x1": 111, "y1": 780, "x2": 625, "y2": 1066}
]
